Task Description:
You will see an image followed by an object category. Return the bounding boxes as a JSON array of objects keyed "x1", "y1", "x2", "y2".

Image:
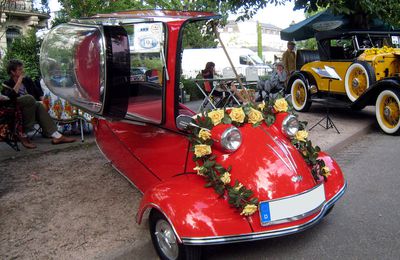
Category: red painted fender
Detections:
[
  {"x1": 136, "y1": 173, "x2": 252, "y2": 242},
  {"x1": 318, "y1": 152, "x2": 346, "y2": 201}
]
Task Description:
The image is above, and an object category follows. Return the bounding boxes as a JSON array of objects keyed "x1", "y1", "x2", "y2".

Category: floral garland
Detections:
[
  {"x1": 363, "y1": 46, "x2": 396, "y2": 56},
  {"x1": 188, "y1": 98, "x2": 331, "y2": 217}
]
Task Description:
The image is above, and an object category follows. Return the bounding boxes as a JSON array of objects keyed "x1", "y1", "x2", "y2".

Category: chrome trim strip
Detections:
[{"x1": 181, "y1": 182, "x2": 347, "y2": 245}]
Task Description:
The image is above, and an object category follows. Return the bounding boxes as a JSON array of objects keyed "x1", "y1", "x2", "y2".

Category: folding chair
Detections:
[
  {"x1": 245, "y1": 67, "x2": 259, "y2": 83},
  {"x1": 0, "y1": 104, "x2": 20, "y2": 151}
]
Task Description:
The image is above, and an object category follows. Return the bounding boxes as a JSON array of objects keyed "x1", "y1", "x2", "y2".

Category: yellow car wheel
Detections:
[
  {"x1": 375, "y1": 89, "x2": 400, "y2": 135},
  {"x1": 290, "y1": 78, "x2": 311, "y2": 112},
  {"x1": 344, "y1": 61, "x2": 375, "y2": 102}
]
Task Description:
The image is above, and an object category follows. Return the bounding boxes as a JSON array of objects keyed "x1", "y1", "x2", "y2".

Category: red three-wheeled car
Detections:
[{"x1": 40, "y1": 10, "x2": 346, "y2": 260}]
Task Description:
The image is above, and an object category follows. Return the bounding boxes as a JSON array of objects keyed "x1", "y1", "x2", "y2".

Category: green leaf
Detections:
[
  {"x1": 204, "y1": 182, "x2": 213, "y2": 188},
  {"x1": 222, "y1": 115, "x2": 232, "y2": 124}
]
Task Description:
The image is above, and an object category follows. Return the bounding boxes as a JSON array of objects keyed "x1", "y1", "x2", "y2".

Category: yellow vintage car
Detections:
[{"x1": 287, "y1": 31, "x2": 400, "y2": 135}]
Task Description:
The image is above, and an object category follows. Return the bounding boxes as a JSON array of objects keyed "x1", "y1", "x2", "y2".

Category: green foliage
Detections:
[
  {"x1": 56, "y1": 0, "x2": 400, "y2": 28},
  {"x1": 180, "y1": 78, "x2": 203, "y2": 100},
  {"x1": 1, "y1": 29, "x2": 41, "y2": 81},
  {"x1": 297, "y1": 38, "x2": 318, "y2": 50},
  {"x1": 293, "y1": 0, "x2": 400, "y2": 27},
  {"x1": 51, "y1": 10, "x2": 70, "y2": 28},
  {"x1": 182, "y1": 22, "x2": 218, "y2": 49}
]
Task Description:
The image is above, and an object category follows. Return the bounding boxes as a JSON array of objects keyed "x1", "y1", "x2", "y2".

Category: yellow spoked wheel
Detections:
[
  {"x1": 345, "y1": 62, "x2": 375, "y2": 102},
  {"x1": 290, "y1": 78, "x2": 311, "y2": 112},
  {"x1": 376, "y1": 89, "x2": 400, "y2": 135}
]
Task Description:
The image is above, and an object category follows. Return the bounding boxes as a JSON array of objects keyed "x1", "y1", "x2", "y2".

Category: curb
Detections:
[{"x1": 326, "y1": 122, "x2": 375, "y2": 156}]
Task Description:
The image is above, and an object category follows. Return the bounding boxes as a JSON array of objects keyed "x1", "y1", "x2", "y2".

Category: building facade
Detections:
[
  {"x1": 0, "y1": 0, "x2": 49, "y2": 56},
  {"x1": 219, "y1": 19, "x2": 288, "y2": 63}
]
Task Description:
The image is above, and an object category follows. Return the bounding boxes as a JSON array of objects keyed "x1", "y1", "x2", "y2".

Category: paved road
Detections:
[{"x1": 201, "y1": 131, "x2": 400, "y2": 259}]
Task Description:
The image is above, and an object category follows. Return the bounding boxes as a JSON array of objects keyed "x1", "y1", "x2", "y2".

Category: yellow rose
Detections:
[
  {"x1": 240, "y1": 204, "x2": 258, "y2": 216},
  {"x1": 220, "y1": 172, "x2": 231, "y2": 185},
  {"x1": 193, "y1": 166, "x2": 205, "y2": 176},
  {"x1": 194, "y1": 144, "x2": 212, "y2": 158},
  {"x1": 198, "y1": 129, "x2": 211, "y2": 141},
  {"x1": 248, "y1": 107, "x2": 264, "y2": 125},
  {"x1": 229, "y1": 107, "x2": 245, "y2": 123},
  {"x1": 234, "y1": 183, "x2": 243, "y2": 191},
  {"x1": 295, "y1": 130, "x2": 308, "y2": 142},
  {"x1": 257, "y1": 101, "x2": 266, "y2": 110},
  {"x1": 321, "y1": 166, "x2": 331, "y2": 177},
  {"x1": 273, "y1": 98, "x2": 288, "y2": 112},
  {"x1": 208, "y1": 109, "x2": 225, "y2": 126}
]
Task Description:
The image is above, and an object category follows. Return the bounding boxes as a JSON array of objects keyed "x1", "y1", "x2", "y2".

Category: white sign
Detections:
[
  {"x1": 130, "y1": 23, "x2": 162, "y2": 53},
  {"x1": 392, "y1": 36, "x2": 399, "y2": 45}
]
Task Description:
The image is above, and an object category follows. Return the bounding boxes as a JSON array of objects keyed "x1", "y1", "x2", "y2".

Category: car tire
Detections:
[
  {"x1": 375, "y1": 89, "x2": 400, "y2": 135},
  {"x1": 149, "y1": 210, "x2": 202, "y2": 260},
  {"x1": 344, "y1": 61, "x2": 375, "y2": 102},
  {"x1": 290, "y1": 78, "x2": 312, "y2": 112}
]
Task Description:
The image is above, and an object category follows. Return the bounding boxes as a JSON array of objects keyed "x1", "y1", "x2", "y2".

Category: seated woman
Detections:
[
  {"x1": 256, "y1": 62, "x2": 287, "y2": 102},
  {"x1": 2, "y1": 59, "x2": 76, "y2": 147},
  {"x1": 201, "y1": 62, "x2": 246, "y2": 107}
]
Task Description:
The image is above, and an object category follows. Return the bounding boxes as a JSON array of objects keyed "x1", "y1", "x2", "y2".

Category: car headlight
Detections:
[
  {"x1": 282, "y1": 114, "x2": 300, "y2": 137},
  {"x1": 221, "y1": 126, "x2": 242, "y2": 152}
]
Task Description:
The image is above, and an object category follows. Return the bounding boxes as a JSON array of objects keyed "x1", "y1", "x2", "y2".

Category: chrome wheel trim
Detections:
[{"x1": 155, "y1": 219, "x2": 179, "y2": 260}]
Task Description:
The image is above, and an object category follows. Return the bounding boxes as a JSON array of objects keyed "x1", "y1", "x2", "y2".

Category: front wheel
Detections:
[
  {"x1": 290, "y1": 78, "x2": 312, "y2": 112},
  {"x1": 375, "y1": 89, "x2": 400, "y2": 135},
  {"x1": 344, "y1": 61, "x2": 375, "y2": 102},
  {"x1": 149, "y1": 210, "x2": 202, "y2": 260}
]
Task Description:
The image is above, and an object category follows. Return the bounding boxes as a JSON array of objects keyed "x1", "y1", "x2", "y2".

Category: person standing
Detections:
[
  {"x1": 2, "y1": 59, "x2": 76, "y2": 148},
  {"x1": 282, "y1": 41, "x2": 296, "y2": 76}
]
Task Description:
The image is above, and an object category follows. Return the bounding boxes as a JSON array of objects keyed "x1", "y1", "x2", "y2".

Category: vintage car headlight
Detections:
[
  {"x1": 282, "y1": 114, "x2": 300, "y2": 137},
  {"x1": 221, "y1": 126, "x2": 242, "y2": 152}
]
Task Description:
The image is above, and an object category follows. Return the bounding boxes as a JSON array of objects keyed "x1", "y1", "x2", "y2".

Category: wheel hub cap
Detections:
[
  {"x1": 155, "y1": 220, "x2": 179, "y2": 259},
  {"x1": 352, "y1": 78, "x2": 359, "y2": 88},
  {"x1": 296, "y1": 90, "x2": 301, "y2": 99},
  {"x1": 384, "y1": 106, "x2": 392, "y2": 119}
]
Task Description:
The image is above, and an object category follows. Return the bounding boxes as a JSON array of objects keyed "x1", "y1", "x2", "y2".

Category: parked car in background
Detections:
[
  {"x1": 287, "y1": 30, "x2": 400, "y2": 135},
  {"x1": 40, "y1": 10, "x2": 346, "y2": 260}
]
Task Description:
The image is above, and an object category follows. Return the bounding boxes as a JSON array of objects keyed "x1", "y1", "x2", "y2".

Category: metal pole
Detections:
[{"x1": 213, "y1": 26, "x2": 253, "y2": 104}]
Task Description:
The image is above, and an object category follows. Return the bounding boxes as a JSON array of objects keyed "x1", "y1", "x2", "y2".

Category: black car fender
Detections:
[
  {"x1": 286, "y1": 71, "x2": 317, "y2": 94},
  {"x1": 351, "y1": 77, "x2": 400, "y2": 109}
]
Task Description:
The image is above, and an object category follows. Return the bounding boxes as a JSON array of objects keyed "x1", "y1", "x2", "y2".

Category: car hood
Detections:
[
  {"x1": 358, "y1": 48, "x2": 400, "y2": 62},
  {"x1": 213, "y1": 123, "x2": 316, "y2": 202}
]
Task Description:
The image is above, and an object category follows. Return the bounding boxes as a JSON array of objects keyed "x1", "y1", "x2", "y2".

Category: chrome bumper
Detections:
[{"x1": 182, "y1": 182, "x2": 347, "y2": 246}]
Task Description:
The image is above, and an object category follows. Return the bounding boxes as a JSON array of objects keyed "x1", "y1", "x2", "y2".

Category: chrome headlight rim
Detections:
[
  {"x1": 221, "y1": 126, "x2": 242, "y2": 152},
  {"x1": 282, "y1": 114, "x2": 300, "y2": 137}
]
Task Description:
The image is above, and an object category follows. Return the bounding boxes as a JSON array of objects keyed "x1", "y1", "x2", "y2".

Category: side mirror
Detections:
[{"x1": 176, "y1": 115, "x2": 193, "y2": 131}]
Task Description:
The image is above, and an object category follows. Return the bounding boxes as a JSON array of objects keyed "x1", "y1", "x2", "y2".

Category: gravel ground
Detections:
[{"x1": 0, "y1": 145, "x2": 152, "y2": 260}]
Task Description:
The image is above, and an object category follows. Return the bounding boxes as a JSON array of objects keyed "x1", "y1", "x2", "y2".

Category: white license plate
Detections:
[{"x1": 259, "y1": 184, "x2": 325, "y2": 225}]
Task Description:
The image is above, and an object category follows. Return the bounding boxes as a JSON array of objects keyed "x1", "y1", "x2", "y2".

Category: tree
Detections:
[
  {"x1": 0, "y1": 29, "x2": 42, "y2": 81},
  {"x1": 293, "y1": 0, "x2": 400, "y2": 27}
]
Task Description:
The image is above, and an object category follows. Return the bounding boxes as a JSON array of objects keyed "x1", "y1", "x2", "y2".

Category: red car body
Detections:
[{"x1": 40, "y1": 10, "x2": 346, "y2": 259}]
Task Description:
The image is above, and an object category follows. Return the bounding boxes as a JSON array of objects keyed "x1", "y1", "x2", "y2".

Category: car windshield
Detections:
[{"x1": 249, "y1": 54, "x2": 264, "y2": 65}]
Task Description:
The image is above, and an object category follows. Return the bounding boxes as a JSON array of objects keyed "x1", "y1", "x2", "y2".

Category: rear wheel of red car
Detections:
[
  {"x1": 290, "y1": 78, "x2": 312, "y2": 112},
  {"x1": 344, "y1": 61, "x2": 375, "y2": 102},
  {"x1": 375, "y1": 89, "x2": 400, "y2": 135},
  {"x1": 149, "y1": 210, "x2": 202, "y2": 260}
]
